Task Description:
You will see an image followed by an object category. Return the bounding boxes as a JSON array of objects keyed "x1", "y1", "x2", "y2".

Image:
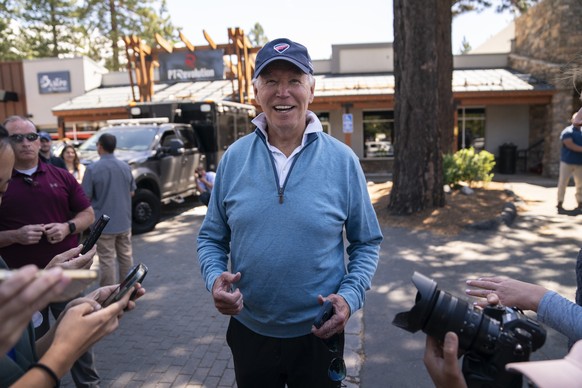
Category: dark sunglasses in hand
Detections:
[
  {"x1": 9, "y1": 133, "x2": 40, "y2": 143},
  {"x1": 323, "y1": 334, "x2": 347, "y2": 383}
]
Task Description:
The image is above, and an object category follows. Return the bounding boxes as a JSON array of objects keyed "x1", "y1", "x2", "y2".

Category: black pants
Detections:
[
  {"x1": 226, "y1": 317, "x2": 343, "y2": 388},
  {"x1": 199, "y1": 191, "x2": 211, "y2": 206}
]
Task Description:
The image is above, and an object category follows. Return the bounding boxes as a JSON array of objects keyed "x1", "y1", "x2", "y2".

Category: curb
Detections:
[{"x1": 467, "y1": 189, "x2": 520, "y2": 230}]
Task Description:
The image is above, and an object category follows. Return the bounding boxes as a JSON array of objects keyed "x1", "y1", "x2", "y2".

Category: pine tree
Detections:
[{"x1": 83, "y1": 0, "x2": 176, "y2": 70}]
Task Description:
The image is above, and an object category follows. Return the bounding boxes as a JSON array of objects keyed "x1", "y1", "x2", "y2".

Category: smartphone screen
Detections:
[{"x1": 102, "y1": 263, "x2": 147, "y2": 307}]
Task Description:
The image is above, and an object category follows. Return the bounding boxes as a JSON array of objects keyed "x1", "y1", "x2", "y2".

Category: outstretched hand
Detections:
[{"x1": 465, "y1": 277, "x2": 547, "y2": 312}]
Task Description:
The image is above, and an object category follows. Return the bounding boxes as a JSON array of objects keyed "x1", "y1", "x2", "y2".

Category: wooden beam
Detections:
[
  {"x1": 224, "y1": 57, "x2": 237, "y2": 76},
  {"x1": 203, "y1": 29, "x2": 217, "y2": 49},
  {"x1": 179, "y1": 31, "x2": 195, "y2": 52},
  {"x1": 155, "y1": 33, "x2": 173, "y2": 53},
  {"x1": 53, "y1": 106, "x2": 129, "y2": 119}
]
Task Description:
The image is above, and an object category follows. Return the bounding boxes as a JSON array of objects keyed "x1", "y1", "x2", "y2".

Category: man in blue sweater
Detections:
[{"x1": 197, "y1": 38, "x2": 383, "y2": 387}]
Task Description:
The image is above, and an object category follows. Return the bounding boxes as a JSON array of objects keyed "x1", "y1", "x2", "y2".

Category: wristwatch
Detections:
[{"x1": 67, "y1": 221, "x2": 76, "y2": 234}]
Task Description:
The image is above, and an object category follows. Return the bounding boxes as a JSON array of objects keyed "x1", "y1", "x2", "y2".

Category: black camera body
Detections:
[{"x1": 392, "y1": 272, "x2": 546, "y2": 388}]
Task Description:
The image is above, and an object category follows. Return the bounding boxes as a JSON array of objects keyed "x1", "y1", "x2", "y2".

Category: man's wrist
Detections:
[{"x1": 67, "y1": 221, "x2": 76, "y2": 235}]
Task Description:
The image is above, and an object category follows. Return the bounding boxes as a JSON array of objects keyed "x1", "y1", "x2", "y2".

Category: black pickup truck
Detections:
[{"x1": 78, "y1": 118, "x2": 202, "y2": 234}]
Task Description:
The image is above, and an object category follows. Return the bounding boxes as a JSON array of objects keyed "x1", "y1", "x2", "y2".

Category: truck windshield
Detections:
[{"x1": 79, "y1": 126, "x2": 158, "y2": 152}]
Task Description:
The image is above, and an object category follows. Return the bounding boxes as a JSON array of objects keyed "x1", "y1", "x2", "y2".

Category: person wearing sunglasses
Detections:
[
  {"x1": 0, "y1": 115, "x2": 100, "y2": 386},
  {"x1": 0, "y1": 124, "x2": 146, "y2": 387},
  {"x1": 197, "y1": 38, "x2": 383, "y2": 388}
]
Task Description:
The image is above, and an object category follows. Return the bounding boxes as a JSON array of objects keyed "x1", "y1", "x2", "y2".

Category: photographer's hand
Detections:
[
  {"x1": 423, "y1": 332, "x2": 467, "y2": 388},
  {"x1": 466, "y1": 277, "x2": 548, "y2": 312}
]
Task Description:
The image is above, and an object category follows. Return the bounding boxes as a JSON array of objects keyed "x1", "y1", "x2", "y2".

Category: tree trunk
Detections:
[
  {"x1": 389, "y1": 0, "x2": 453, "y2": 214},
  {"x1": 109, "y1": 0, "x2": 120, "y2": 71}
]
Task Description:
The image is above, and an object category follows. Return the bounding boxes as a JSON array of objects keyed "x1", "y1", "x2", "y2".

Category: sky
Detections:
[{"x1": 165, "y1": 0, "x2": 516, "y2": 59}]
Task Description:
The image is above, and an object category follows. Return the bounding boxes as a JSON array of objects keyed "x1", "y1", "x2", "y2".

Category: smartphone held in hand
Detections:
[
  {"x1": 102, "y1": 263, "x2": 148, "y2": 307},
  {"x1": 81, "y1": 214, "x2": 110, "y2": 254}
]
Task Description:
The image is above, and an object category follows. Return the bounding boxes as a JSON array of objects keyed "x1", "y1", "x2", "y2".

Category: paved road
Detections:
[{"x1": 59, "y1": 175, "x2": 582, "y2": 387}]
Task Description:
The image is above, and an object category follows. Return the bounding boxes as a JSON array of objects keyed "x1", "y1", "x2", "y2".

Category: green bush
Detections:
[{"x1": 443, "y1": 147, "x2": 496, "y2": 187}]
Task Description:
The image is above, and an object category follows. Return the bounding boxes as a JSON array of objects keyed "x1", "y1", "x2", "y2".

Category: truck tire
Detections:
[{"x1": 132, "y1": 188, "x2": 160, "y2": 234}]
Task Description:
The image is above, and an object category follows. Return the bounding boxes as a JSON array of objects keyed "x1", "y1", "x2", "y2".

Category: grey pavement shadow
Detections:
[{"x1": 362, "y1": 210, "x2": 581, "y2": 387}]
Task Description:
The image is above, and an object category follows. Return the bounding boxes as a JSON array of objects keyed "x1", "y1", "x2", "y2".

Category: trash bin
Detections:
[{"x1": 498, "y1": 143, "x2": 517, "y2": 174}]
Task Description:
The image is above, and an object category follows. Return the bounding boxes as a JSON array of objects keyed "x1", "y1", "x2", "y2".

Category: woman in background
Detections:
[{"x1": 60, "y1": 144, "x2": 85, "y2": 183}]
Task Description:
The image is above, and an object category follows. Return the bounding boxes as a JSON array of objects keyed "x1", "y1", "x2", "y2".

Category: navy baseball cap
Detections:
[
  {"x1": 253, "y1": 38, "x2": 314, "y2": 80},
  {"x1": 38, "y1": 131, "x2": 52, "y2": 141}
]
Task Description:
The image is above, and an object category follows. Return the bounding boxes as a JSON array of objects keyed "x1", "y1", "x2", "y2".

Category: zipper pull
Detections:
[{"x1": 278, "y1": 188, "x2": 284, "y2": 204}]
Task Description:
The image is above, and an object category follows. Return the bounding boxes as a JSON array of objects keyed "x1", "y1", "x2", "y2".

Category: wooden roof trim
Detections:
[{"x1": 53, "y1": 106, "x2": 128, "y2": 118}]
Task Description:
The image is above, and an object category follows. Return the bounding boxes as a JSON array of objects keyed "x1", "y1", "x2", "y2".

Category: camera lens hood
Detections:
[{"x1": 392, "y1": 272, "x2": 439, "y2": 333}]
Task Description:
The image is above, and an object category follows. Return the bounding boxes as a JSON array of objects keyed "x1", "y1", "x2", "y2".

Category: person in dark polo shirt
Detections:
[
  {"x1": 38, "y1": 131, "x2": 66, "y2": 169},
  {"x1": 0, "y1": 115, "x2": 99, "y2": 387}
]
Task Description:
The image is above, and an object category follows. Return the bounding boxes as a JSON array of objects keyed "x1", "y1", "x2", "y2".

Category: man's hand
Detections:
[
  {"x1": 311, "y1": 294, "x2": 350, "y2": 339},
  {"x1": 424, "y1": 332, "x2": 467, "y2": 388},
  {"x1": 14, "y1": 224, "x2": 44, "y2": 245},
  {"x1": 44, "y1": 222, "x2": 69, "y2": 244},
  {"x1": 211, "y1": 272, "x2": 243, "y2": 315}
]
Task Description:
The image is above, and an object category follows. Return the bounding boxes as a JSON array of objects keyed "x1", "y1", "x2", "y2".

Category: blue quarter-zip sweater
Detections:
[{"x1": 197, "y1": 116, "x2": 383, "y2": 338}]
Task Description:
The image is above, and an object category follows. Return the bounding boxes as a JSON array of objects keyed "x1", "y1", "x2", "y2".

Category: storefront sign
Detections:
[
  {"x1": 158, "y1": 50, "x2": 224, "y2": 82},
  {"x1": 342, "y1": 113, "x2": 354, "y2": 133},
  {"x1": 38, "y1": 71, "x2": 71, "y2": 94}
]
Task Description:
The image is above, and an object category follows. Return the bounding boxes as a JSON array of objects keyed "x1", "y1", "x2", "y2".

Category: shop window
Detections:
[
  {"x1": 363, "y1": 111, "x2": 394, "y2": 158},
  {"x1": 458, "y1": 107, "x2": 485, "y2": 151},
  {"x1": 316, "y1": 112, "x2": 330, "y2": 134}
]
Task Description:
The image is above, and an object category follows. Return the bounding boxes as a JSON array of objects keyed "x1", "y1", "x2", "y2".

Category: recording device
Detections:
[
  {"x1": 392, "y1": 272, "x2": 546, "y2": 388},
  {"x1": 0, "y1": 268, "x2": 97, "y2": 281},
  {"x1": 80, "y1": 214, "x2": 110, "y2": 254},
  {"x1": 102, "y1": 263, "x2": 147, "y2": 307},
  {"x1": 314, "y1": 300, "x2": 334, "y2": 329},
  {"x1": 0, "y1": 268, "x2": 98, "y2": 302}
]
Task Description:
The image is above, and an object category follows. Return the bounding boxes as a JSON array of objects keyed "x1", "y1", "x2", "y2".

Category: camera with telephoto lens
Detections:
[{"x1": 392, "y1": 272, "x2": 546, "y2": 388}]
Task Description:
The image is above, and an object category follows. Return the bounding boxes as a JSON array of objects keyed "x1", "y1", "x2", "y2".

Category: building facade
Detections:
[{"x1": 1, "y1": 0, "x2": 580, "y2": 178}]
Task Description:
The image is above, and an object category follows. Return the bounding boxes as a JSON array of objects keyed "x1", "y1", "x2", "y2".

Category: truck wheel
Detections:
[{"x1": 132, "y1": 189, "x2": 160, "y2": 234}]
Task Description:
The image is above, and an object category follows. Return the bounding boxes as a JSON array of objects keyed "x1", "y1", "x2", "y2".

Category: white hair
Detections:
[{"x1": 252, "y1": 72, "x2": 315, "y2": 88}]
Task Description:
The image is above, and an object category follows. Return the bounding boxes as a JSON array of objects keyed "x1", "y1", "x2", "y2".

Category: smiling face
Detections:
[
  {"x1": 63, "y1": 146, "x2": 77, "y2": 163},
  {"x1": 253, "y1": 61, "x2": 315, "y2": 138}
]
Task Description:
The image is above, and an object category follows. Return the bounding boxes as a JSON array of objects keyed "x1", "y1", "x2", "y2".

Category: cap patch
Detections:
[{"x1": 274, "y1": 43, "x2": 290, "y2": 54}]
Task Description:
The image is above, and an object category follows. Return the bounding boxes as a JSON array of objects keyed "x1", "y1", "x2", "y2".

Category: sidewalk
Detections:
[
  {"x1": 60, "y1": 173, "x2": 582, "y2": 387},
  {"x1": 362, "y1": 173, "x2": 582, "y2": 387}
]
